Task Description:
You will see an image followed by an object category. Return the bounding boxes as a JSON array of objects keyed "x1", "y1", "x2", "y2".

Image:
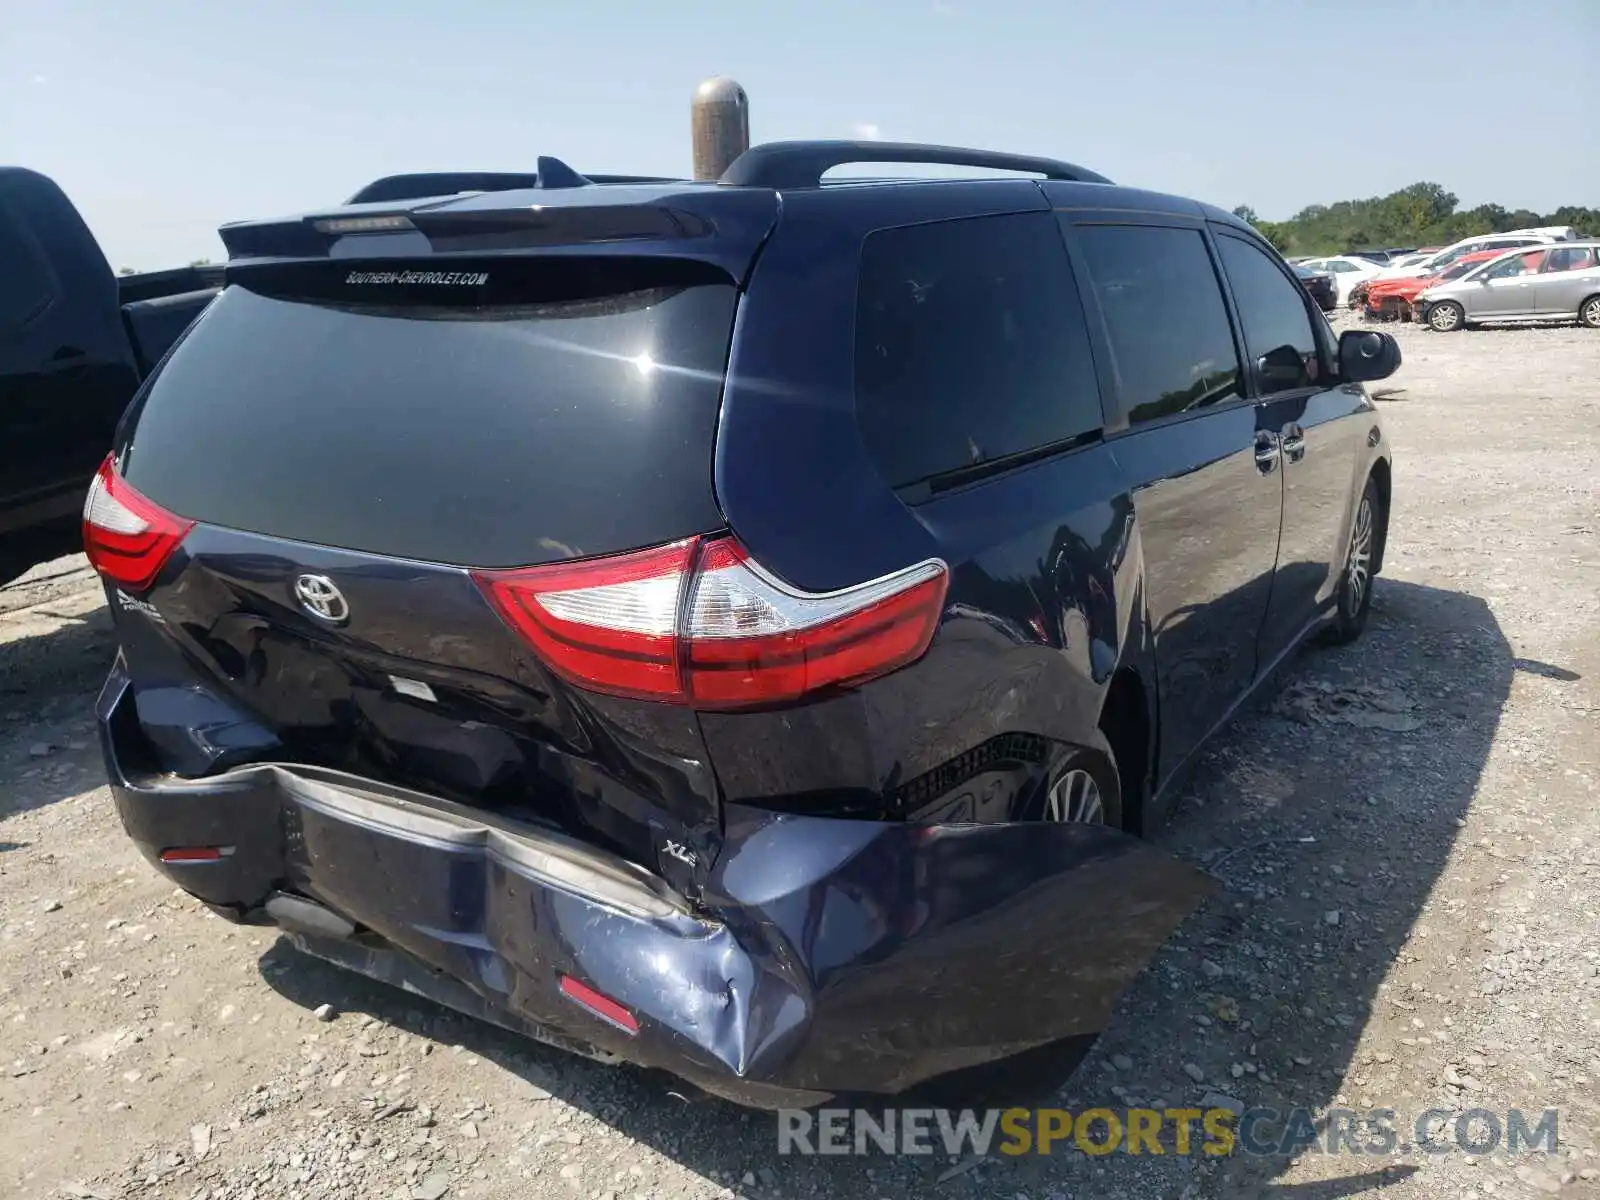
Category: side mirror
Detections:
[
  {"x1": 1258, "y1": 344, "x2": 1306, "y2": 388},
  {"x1": 1338, "y1": 329, "x2": 1401, "y2": 383}
]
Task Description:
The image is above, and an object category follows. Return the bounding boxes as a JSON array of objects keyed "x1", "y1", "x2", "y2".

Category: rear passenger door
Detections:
[
  {"x1": 1534, "y1": 244, "x2": 1600, "y2": 314},
  {"x1": 1063, "y1": 216, "x2": 1283, "y2": 784},
  {"x1": 1212, "y1": 231, "x2": 1367, "y2": 666}
]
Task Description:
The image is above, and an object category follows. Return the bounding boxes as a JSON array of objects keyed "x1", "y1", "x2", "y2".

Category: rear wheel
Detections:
[
  {"x1": 1427, "y1": 300, "x2": 1465, "y2": 333},
  {"x1": 1028, "y1": 744, "x2": 1122, "y2": 829},
  {"x1": 1323, "y1": 478, "x2": 1380, "y2": 645},
  {"x1": 1579, "y1": 295, "x2": 1600, "y2": 329},
  {"x1": 1045, "y1": 767, "x2": 1106, "y2": 824}
]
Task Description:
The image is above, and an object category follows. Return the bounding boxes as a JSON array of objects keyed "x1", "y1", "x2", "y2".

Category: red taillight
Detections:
[
  {"x1": 83, "y1": 455, "x2": 194, "y2": 592},
  {"x1": 472, "y1": 537, "x2": 948, "y2": 710},
  {"x1": 474, "y1": 538, "x2": 695, "y2": 702},
  {"x1": 682, "y1": 538, "x2": 948, "y2": 707},
  {"x1": 559, "y1": 975, "x2": 639, "y2": 1035}
]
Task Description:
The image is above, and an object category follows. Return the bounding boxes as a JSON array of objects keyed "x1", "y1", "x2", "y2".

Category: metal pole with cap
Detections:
[{"x1": 691, "y1": 77, "x2": 750, "y2": 181}]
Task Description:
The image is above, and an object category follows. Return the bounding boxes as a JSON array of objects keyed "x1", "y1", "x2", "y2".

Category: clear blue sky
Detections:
[{"x1": 5, "y1": 0, "x2": 1595, "y2": 270}]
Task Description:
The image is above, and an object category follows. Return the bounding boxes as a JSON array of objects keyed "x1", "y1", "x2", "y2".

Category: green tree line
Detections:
[{"x1": 1232, "y1": 183, "x2": 1599, "y2": 257}]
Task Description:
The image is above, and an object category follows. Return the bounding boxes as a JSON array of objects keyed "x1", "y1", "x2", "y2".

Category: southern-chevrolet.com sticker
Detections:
[{"x1": 343, "y1": 270, "x2": 489, "y2": 286}]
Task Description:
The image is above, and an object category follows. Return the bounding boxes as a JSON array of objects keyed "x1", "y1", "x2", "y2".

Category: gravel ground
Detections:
[{"x1": 2, "y1": 313, "x2": 1597, "y2": 1200}]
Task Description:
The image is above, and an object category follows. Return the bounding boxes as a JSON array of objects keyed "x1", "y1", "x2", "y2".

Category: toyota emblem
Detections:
[{"x1": 293, "y1": 574, "x2": 350, "y2": 624}]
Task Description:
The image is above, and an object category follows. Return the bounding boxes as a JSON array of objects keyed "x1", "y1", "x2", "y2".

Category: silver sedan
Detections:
[{"x1": 1416, "y1": 240, "x2": 1600, "y2": 331}]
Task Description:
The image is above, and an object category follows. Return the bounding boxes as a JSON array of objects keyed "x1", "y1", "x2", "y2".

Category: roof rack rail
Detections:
[
  {"x1": 346, "y1": 168, "x2": 684, "y2": 205},
  {"x1": 718, "y1": 140, "x2": 1112, "y2": 189}
]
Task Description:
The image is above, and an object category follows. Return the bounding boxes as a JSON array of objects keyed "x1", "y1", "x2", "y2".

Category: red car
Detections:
[
  {"x1": 1347, "y1": 248, "x2": 1443, "y2": 309},
  {"x1": 1363, "y1": 250, "x2": 1504, "y2": 321}
]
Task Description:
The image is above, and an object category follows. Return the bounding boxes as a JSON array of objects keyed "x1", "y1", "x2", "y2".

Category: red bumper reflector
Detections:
[
  {"x1": 159, "y1": 846, "x2": 231, "y2": 863},
  {"x1": 559, "y1": 975, "x2": 639, "y2": 1035}
]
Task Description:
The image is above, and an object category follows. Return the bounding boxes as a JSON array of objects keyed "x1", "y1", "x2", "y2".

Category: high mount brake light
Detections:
[
  {"x1": 82, "y1": 455, "x2": 194, "y2": 592},
  {"x1": 472, "y1": 537, "x2": 948, "y2": 709}
]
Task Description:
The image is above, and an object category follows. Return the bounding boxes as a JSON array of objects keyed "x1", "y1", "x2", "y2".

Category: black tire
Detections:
[
  {"x1": 1323, "y1": 478, "x2": 1381, "y2": 645},
  {"x1": 1427, "y1": 300, "x2": 1465, "y2": 333},
  {"x1": 1579, "y1": 295, "x2": 1600, "y2": 329}
]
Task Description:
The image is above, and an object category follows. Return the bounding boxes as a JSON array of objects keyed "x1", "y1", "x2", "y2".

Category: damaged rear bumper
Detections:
[{"x1": 98, "y1": 668, "x2": 1213, "y2": 1109}]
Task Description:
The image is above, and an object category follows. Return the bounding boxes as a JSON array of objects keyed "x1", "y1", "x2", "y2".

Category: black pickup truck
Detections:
[{"x1": 1, "y1": 167, "x2": 220, "y2": 583}]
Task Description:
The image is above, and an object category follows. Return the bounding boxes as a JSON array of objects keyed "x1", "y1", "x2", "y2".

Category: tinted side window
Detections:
[
  {"x1": 1075, "y1": 225, "x2": 1243, "y2": 426},
  {"x1": 1483, "y1": 251, "x2": 1544, "y2": 278},
  {"x1": 0, "y1": 199, "x2": 55, "y2": 328},
  {"x1": 1216, "y1": 235, "x2": 1322, "y2": 395},
  {"x1": 854, "y1": 212, "x2": 1103, "y2": 487},
  {"x1": 1545, "y1": 245, "x2": 1598, "y2": 272}
]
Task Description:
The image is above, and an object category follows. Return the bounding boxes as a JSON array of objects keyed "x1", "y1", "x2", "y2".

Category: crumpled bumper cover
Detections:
[{"x1": 99, "y1": 669, "x2": 1214, "y2": 1108}]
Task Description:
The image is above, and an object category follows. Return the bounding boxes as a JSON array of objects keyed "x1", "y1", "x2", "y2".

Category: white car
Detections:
[
  {"x1": 1369, "y1": 230, "x2": 1570, "y2": 283},
  {"x1": 1296, "y1": 255, "x2": 1387, "y2": 305}
]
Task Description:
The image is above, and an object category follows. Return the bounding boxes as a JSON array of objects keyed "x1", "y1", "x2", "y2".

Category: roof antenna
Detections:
[{"x1": 535, "y1": 156, "x2": 592, "y2": 189}]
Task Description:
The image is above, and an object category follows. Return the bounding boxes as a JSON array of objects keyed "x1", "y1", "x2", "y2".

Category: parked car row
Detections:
[
  {"x1": 1361, "y1": 250, "x2": 1506, "y2": 322},
  {"x1": 1414, "y1": 240, "x2": 1600, "y2": 332},
  {"x1": 1352, "y1": 236, "x2": 1600, "y2": 331},
  {"x1": 1346, "y1": 227, "x2": 1584, "y2": 311},
  {"x1": 1280, "y1": 227, "x2": 1580, "y2": 316},
  {"x1": 1367, "y1": 228, "x2": 1578, "y2": 283}
]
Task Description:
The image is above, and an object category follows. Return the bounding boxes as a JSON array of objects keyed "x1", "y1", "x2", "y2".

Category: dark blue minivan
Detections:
[{"x1": 88, "y1": 142, "x2": 1398, "y2": 1107}]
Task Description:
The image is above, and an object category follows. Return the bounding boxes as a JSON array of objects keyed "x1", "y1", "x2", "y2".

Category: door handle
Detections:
[
  {"x1": 1254, "y1": 431, "x2": 1280, "y2": 473},
  {"x1": 1280, "y1": 424, "x2": 1307, "y2": 463}
]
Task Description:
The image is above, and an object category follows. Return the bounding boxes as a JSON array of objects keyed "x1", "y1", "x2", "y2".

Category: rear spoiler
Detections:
[{"x1": 216, "y1": 189, "x2": 780, "y2": 285}]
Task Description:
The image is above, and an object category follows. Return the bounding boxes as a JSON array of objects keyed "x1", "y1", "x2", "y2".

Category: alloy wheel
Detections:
[
  {"x1": 1045, "y1": 767, "x2": 1105, "y2": 825},
  {"x1": 1428, "y1": 302, "x2": 1463, "y2": 332},
  {"x1": 1345, "y1": 495, "x2": 1374, "y2": 614},
  {"x1": 1582, "y1": 298, "x2": 1600, "y2": 328}
]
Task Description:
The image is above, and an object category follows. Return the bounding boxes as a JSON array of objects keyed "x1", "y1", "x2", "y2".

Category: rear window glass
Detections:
[
  {"x1": 121, "y1": 259, "x2": 737, "y2": 567},
  {"x1": 854, "y1": 211, "x2": 1103, "y2": 488}
]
